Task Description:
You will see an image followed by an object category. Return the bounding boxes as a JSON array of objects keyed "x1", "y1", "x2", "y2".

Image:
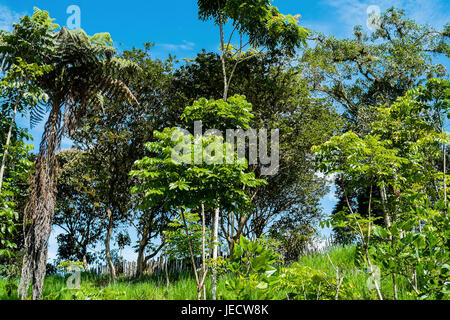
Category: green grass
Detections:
[
  {"x1": 0, "y1": 271, "x2": 231, "y2": 300},
  {"x1": 298, "y1": 246, "x2": 414, "y2": 300},
  {"x1": 0, "y1": 246, "x2": 416, "y2": 300}
]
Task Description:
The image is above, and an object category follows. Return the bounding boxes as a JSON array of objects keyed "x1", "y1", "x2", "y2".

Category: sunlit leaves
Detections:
[
  {"x1": 130, "y1": 96, "x2": 266, "y2": 216},
  {"x1": 182, "y1": 94, "x2": 254, "y2": 130},
  {"x1": 313, "y1": 78, "x2": 450, "y2": 299},
  {"x1": 197, "y1": 0, "x2": 308, "y2": 55}
]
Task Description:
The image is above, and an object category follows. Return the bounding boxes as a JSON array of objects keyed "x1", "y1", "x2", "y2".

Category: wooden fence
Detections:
[
  {"x1": 303, "y1": 236, "x2": 335, "y2": 255},
  {"x1": 88, "y1": 250, "x2": 228, "y2": 278},
  {"x1": 89, "y1": 256, "x2": 200, "y2": 277}
]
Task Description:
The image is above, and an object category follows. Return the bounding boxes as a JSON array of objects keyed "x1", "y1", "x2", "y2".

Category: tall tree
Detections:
[
  {"x1": 314, "y1": 78, "x2": 450, "y2": 299},
  {"x1": 169, "y1": 50, "x2": 340, "y2": 252},
  {"x1": 301, "y1": 7, "x2": 450, "y2": 242},
  {"x1": 196, "y1": 1, "x2": 309, "y2": 298},
  {"x1": 70, "y1": 43, "x2": 174, "y2": 280},
  {"x1": 131, "y1": 95, "x2": 266, "y2": 299},
  {"x1": 54, "y1": 149, "x2": 105, "y2": 270},
  {"x1": 0, "y1": 8, "x2": 139, "y2": 299},
  {"x1": 197, "y1": 0, "x2": 308, "y2": 100}
]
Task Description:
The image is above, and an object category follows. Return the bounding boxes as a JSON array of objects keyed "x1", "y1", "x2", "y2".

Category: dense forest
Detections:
[{"x1": 0, "y1": 2, "x2": 449, "y2": 301}]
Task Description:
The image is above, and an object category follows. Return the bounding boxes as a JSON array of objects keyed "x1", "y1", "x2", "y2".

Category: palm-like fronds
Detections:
[{"x1": 32, "y1": 27, "x2": 139, "y2": 155}]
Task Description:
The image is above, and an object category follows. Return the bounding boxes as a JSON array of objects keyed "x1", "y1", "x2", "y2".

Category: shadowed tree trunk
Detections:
[
  {"x1": 136, "y1": 240, "x2": 165, "y2": 279},
  {"x1": 105, "y1": 208, "x2": 117, "y2": 281},
  {"x1": 211, "y1": 207, "x2": 220, "y2": 300},
  {"x1": 136, "y1": 241, "x2": 146, "y2": 279},
  {"x1": 136, "y1": 218, "x2": 152, "y2": 278},
  {"x1": 82, "y1": 254, "x2": 88, "y2": 272}
]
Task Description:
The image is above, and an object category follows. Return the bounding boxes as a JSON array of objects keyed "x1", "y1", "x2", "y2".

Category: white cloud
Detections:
[
  {"x1": 158, "y1": 40, "x2": 195, "y2": 51},
  {"x1": 321, "y1": 0, "x2": 449, "y2": 36},
  {"x1": 0, "y1": 5, "x2": 24, "y2": 32},
  {"x1": 399, "y1": 0, "x2": 449, "y2": 28},
  {"x1": 322, "y1": 0, "x2": 368, "y2": 33},
  {"x1": 327, "y1": 191, "x2": 338, "y2": 202},
  {"x1": 302, "y1": 20, "x2": 333, "y2": 35}
]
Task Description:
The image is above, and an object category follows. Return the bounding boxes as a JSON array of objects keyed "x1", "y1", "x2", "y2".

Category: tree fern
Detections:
[{"x1": 0, "y1": 8, "x2": 141, "y2": 300}]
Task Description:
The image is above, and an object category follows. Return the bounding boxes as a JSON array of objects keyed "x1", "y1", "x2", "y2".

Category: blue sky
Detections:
[{"x1": 1, "y1": 0, "x2": 449, "y2": 262}]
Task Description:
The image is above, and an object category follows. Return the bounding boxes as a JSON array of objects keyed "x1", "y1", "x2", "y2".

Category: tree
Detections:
[
  {"x1": 0, "y1": 26, "x2": 50, "y2": 194},
  {"x1": 54, "y1": 149, "x2": 105, "y2": 270},
  {"x1": 120, "y1": 44, "x2": 175, "y2": 278},
  {"x1": 194, "y1": 2, "x2": 309, "y2": 298},
  {"x1": 70, "y1": 43, "x2": 174, "y2": 280},
  {"x1": 0, "y1": 8, "x2": 139, "y2": 299},
  {"x1": 302, "y1": 7, "x2": 450, "y2": 242},
  {"x1": 163, "y1": 211, "x2": 210, "y2": 262},
  {"x1": 197, "y1": 0, "x2": 308, "y2": 100},
  {"x1": 131, "y1": 95, "x2": 266, "y2": 299},
  {"x1": 303, "y1": 7, "x2": 449, "y2": 129},
  {"x1": 0, "y1": 123, "x2": 33, "y2": 259},
  {"x1": 314, "y1": 78, "x2": 450, "y2": 299},
  {"x1": 72, "y1": 110, "x2": 137, "y2": 281},
  {"x1": 169, "y1": 50, "x2": 340, "y2": 251}
]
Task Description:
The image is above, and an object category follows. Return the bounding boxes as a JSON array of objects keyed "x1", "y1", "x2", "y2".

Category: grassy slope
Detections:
[
  {"x1": 298, "y1": 246, "x2": 412, "y2": 300},
  {"x1": 0, "y1": 246, "x2": 413, "y2": 300}
]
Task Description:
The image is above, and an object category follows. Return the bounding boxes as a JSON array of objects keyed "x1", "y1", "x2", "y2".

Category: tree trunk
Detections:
[
  {"x1": 165, "y1": 257, "x2": 170, "y2": 288},
  {"x1": 201, "y1": 203, "x2": 207, "y2": 300},
  {"x1": 82, "y1": 252, "x2": 88, "y2": 272},
  {"x1": 18, "y1": 106, "x2": 60, "y2": 300},
  {"x1": 392, "y1": 273, "x2": 398, "y2": 300},
  {"x1": 219, "y1": 17, "x2": 229, "y2": 102},
  {"x1": 211, "y1": 207, "x2": 220, "y2": 300},
  {"x1": 366, "y1": 247, "x2": 383, "y2": 300},
  {"x1": 0, "y1": 101, "x2": 18, "y2": 193},
  {"x1": 179, "y1": 210, "x2": 202, "y2": 299},
  {"x1": 380, "y1": 181, "x2": 391, "y2": 228},
  {"x1": 105, "y1": 208, "x2": 117, "y2": 281},
  {"x1": 443, "y1": 128, "x2": 447, "y2": 217}
]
